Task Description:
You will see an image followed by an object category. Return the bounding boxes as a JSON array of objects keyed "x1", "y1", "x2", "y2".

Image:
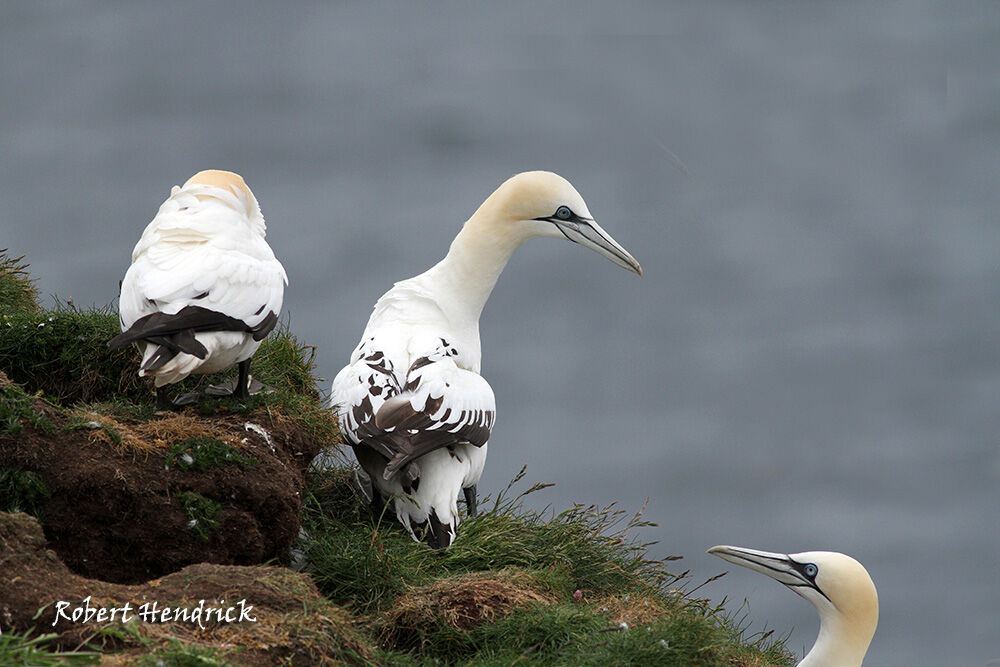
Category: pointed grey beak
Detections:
[
  {"x1": 708, "y1": 545, "x2": 827, "y2": 600},
  {"x1": 550, "y1": 217, "x2": 642, "y2": 276}
]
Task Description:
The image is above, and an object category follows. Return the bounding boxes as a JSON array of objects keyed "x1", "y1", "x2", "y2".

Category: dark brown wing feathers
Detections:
[{"x1": 108, "y1": 305, "x2": 278, "y2": 352}]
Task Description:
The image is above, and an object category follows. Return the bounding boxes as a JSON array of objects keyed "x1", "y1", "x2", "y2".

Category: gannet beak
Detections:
[
  {"x1": 538, "y1": 215, "x2": 643, "y2": 276},
  {"x1": 708, "y1": 545, "x2": 827, "y2": 599}
]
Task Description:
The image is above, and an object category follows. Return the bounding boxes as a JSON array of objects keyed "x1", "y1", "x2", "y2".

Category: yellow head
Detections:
[
  {"x1": 466, "y1": 171, "x2": 642, "y2": 275},
  {"x1": 180, "y1": 169, "x2": 265, "y2": 233}
]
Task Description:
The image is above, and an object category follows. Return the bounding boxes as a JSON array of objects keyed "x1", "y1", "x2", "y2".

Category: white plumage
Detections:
[
  {"x1": 332, "y1": 171, "x2": 641, "y2": 549},
  {"x1": 112, "y1": 170, "x2": 287, "y2": 407}
]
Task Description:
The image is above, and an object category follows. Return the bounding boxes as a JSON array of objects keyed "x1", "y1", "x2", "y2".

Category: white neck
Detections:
[
  {"x1": 799, "y1": 608, "x2": 871, "y2": 667},
  {"x1": 419, "y1": 217, "x2": 524, "y2": 325}
]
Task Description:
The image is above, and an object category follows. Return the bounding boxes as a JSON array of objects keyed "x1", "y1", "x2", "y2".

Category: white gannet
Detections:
[
  {"x1": 332, "y1": 171, "x2": 642, "y2": 549},
  {"x1": 110, "y1": 170, "x2": 287, "y2": 409},
  {"x1": 708, "y1": 545, "x2": 878, "y2": 666}
]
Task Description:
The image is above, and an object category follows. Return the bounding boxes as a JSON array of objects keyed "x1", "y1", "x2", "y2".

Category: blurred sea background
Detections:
[{"x1": 2, "y1": 3, "x2": 998, "y2": 664}]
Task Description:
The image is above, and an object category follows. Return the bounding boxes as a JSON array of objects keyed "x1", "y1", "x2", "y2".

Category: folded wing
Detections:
[
  {"x1": 332, "y1": 349, "x2": 405, "y2": 462},
  {"x1": 374, "y1": 354, "x2": 495, "y2": 480}
]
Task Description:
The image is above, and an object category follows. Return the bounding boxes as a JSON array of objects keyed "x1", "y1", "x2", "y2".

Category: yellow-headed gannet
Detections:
[
  {"x1": 708, "y1": 545, "x2": 878, "y2": 666},
  {"x1": 332, "y1": 171, "x2": 642, "y2": 549},
  {"x1": 110, "y1": 170, "x2": 287, "y2": 408}
]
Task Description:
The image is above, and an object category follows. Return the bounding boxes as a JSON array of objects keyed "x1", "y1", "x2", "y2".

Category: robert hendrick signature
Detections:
[{"x1": 51, "y1": 596, "x2": 256, "y2": 631}]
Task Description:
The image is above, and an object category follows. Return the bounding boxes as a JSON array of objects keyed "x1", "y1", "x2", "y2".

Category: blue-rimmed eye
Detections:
[
  {"x1": 555, "y1": 206, "x2": 572, "y2": 220},
  {"x1": 803, "y1": 563, "x2": 818, "y2": 577}
]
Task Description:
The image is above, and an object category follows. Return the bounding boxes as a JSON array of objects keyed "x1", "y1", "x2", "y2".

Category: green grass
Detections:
[
  {"x1": 0, "y1": 629, "x2": 99, "y2": 666},
  {"x1": 0, "y1": 469, "x2": 51, "y2": 517},
  {"x1": 0, "y1": 249, "x2": 40, "y2": 315},
  {"x1": 0, "y1": 381, "x2": 54, "y2": 435},
  {"x1": 92, "y1": 624, "x2": 239, "y2": 666},
  {"x1": 177, "y1": 491, "x2": 222, "y2": 542},
  {"x1": 450, "y1": 603, "x2": 791, "y2": 666},
  {"x1": 0, "y1": 305, "x2": 145, "y2": 404},
  {"x1": 164, "y1": 437, "x2": 257, "y2": 472},
  {"x1": 69, "y1": 397, "x2": 158, "y2": 424},
  {"x1": 300, "y1": 465, "x2": 795, "y2": 666},
  {"x1": 134, "y1": 637, "x2": 236, "y2": 667},
  {"x1": 250, "y1": 325, "x2": 340, "y2": 441},
  {"x1": 302, "y1": 466, "x2": 669, "y2": 614},
  {"x1": 0, "y1": 294, "x2": 337, "y2": 451}
]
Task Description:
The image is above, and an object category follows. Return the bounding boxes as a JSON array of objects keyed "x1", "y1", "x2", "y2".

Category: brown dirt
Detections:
[
  {"x1": 0, "y1": 512, "x2": 373, "y2": 665},
  {"x1": 380, "y1": 569, "x2": 554, "y2": 649},
  {"x1": 588, "y1": 593, "x2": 675, "y2": 626},
  {"x1": 0, "y1": 371, "x2": 324, "y2": 584}
]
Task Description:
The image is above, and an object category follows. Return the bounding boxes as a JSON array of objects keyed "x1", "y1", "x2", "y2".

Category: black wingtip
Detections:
[
  {"x1": 140, "y1": 345, "x2": 177, "y2": 373},
  {"x1": 250, "y1": 310, "x2": 279, "y2": 341},
  {"x1": 107, "y1": 331, "x2": 131, "y2": 350},
  {"x1": 423, "y1": 509, "x2": 454, "y2": 550}
]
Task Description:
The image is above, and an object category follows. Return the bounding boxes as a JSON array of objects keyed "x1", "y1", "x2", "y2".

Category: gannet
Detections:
[
  {"x1": 332, "y1": 171, "x2": 641, "y2": 549},
  {"x1": 110, "y1": 170, "x2": 287, "y2": 409},
  {"x1": 708, "y1": 545, "x2": 878, "y2": 666}
]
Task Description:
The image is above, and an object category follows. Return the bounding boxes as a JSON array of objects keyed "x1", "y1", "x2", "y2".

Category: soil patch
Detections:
[
  {"x1": 0, "y1": 511, "x2": 372, "y2": 665},
  {"x1": 380, "y1": 569, "x2": 554, "y2": 649},
  {"x1": 0, "y1": 371, "x2": 323, "y2": 583}
]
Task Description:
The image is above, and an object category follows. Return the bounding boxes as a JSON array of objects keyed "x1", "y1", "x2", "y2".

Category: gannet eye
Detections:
[
  {"x1": 555, "y1": 206, "x2": 572, "y2": 220},
  {"x1": 803, "y1": 563, "x2": 818, "y2": 577}
]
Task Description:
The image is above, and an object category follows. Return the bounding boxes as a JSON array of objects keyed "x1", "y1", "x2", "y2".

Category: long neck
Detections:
[
  {"x1": 419, "y1": 217, "x2": 523, "y2": 325},
  {"x1": 799, "y1": 610, "x2": 872, "y2": 667}
]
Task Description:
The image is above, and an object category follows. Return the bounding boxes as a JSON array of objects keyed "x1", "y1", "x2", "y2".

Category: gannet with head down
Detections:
[
  {"x1": 110, "y1": 170, "x2": 287, "y2": 408},
  {"x1": 708, "y1": 545, "x2": 878, "y2": 666},
  {"x1": 332, "y1": 170, "x2": 641, "y2": 549}
]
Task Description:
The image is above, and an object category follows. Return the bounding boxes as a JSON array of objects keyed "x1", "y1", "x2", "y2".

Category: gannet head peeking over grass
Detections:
[
  {"x1": 708, "y1": 545, "x2": 878, "y2": 666},
  {"x1": 332, "y1": 171, "x2": 641, "y2": 549},
  {"x1": 110, "y1": 170, "x2": 287, "y2": 409}
]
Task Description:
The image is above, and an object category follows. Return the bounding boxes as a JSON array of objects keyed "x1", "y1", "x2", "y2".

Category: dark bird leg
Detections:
[
  {"x1": 205, "y1": 358, "x2": 261, "y2": 399},
  {"x1": 234, "y1": 358, "x2": 251, "y2": 399},
  {"x1": 350, "y1": 462, "x2": 388, "y2": 519},
  {"x1": 155, "y1": 386, "x2": 174, "y2": 411},
  {"x1": 370, "y1": 488, "x2": 387, "y2": 517},
  {"x1": 463, "y1": 485, "x2": 478, "y2": 517}
]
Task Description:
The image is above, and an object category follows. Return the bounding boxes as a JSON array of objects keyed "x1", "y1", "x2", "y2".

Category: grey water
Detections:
[{"x1": 2, "y1": 2, "x2": 998, "y2": 664}]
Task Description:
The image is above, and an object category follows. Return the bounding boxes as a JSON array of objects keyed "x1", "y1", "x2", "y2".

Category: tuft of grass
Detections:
[
  {"x1": 0, "y1": 305, "x2": 146, "y2": 404},
  {"x1": 250, "y1": 325, "x2": 341, "y2": 443},
  {"x1": 454, "y1": 599, "x2": 791, "y2": 666},
  {"x1": 177, "y1": 491, "x2": 222, "y2": 542},
  {"x1": 0, "y1": 468, "x2": 51, "y2": 517},
  {"x1": 379, "y1": 569, "x2": 556, "y2": 654},
  {"x1": 0, "y1": 249, "x2": 40, "y2": 315},
  {"x1": 93, "y1": 623, "x2": 239, "y2": 667},
  {"x1": 72, "y1": 397, "x2": 158, "y2": 423},
  {"x1": 164, "y1": 437, "x2": 257, "y2": 472},
  {"x1": 251, "y1": 323, "x2": 320, "y2": 396},
  {"x1": 134, "y1": 637, "x2": 237, "y2": 667},
  {"x1": 0, "y1": 629, "x2": 99, "y2": 665},
  {"x1": 0, "y1": 380, "x2": 54, "y2": 435}
]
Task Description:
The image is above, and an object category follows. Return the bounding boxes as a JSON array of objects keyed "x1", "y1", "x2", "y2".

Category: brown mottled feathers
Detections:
[{"x1": 373, "y1": 357, "x2": 495, "y2": 480}]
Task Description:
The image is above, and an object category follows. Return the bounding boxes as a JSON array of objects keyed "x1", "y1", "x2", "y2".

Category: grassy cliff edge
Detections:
[{"x1": 0, "y1": 251, "x2": 794, "y2": 666}]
